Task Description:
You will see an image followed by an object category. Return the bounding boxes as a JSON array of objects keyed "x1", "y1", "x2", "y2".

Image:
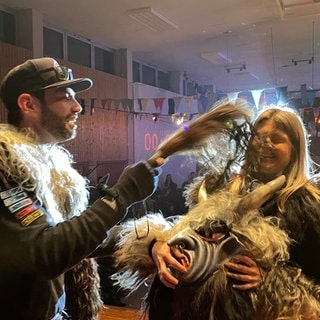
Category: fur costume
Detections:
[
  {"x1": 112, "y1": 101, "x2": 320, "y2": 319},
  {"x1": 0, "y1": 124, "x2": 103, "y2": 319},
  {"x1": 113, "y1": 185, "x2": 320, "y2": 320}
]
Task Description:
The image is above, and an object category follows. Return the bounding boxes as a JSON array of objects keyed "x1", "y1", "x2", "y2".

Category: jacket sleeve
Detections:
[{"x1": 0, "y1": 191, "x2": 126, "y2": 279}]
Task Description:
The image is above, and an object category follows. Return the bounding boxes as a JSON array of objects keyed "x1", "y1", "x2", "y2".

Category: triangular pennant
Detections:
[
  {"x1": 251, "y1": 89, "x2": 263, "y2": 109},
  {"x1": 276, "y1": 86, "x2": 288, "y2": 104},
  {"x1": 153, "y1": 98, "x2": 165, "y2": 111},
  {"x1": 185, "y1": 96, "x2": 194, "y2": 111},
  {"x1": 168, "y1": 98, "x2": 175, "y2": 115},
  {"x1": 121, "y1": 99, "x2": 128, "y2": 111},
  {"x1": 199, "y1": 95, "x2": 209, "y2": 113},
  {"x1": 197, "y1": 99, "x2": 204, "y2": 115},
  {"x1": 207, "y1": 92, "x2": 216, "y2": 109},
  {"x1": 306, "y1": 90, "x2": 316, "y2": 107},
  {"x1": 303, "y1": 107, "x2": 315, "y2": 123},
  {"x1": 106, "y1": 99, "x2": 113, "y2": 110},
  {"x1": 139, "y1": 99, "x2": 148, "y2": 112},
  {"x1": 227, "y1": 92, "x2": 239, "y2": 102},
  {"x1": 127, "y1": 99, "x2": 134, "y2": 112},
  {"x1": 173, "y1": 97, "x2": 182, "y2": 113},
  {"x1": 101, "y1": 98, "x2": 107, "y2": 109},
  {"x1": 114, "y1": 99, "x2": 121, "y2": 112}
]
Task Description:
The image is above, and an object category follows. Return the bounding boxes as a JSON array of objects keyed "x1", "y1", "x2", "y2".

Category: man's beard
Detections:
[{"x1": 41, "y1": 103, "x2": 76, "y2": 142}]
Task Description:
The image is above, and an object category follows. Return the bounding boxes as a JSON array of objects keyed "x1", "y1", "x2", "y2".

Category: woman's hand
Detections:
[
  {"x1": 224, "y1": 254, "x2": 265, "y2": 290},
  {"x1": 151, "y1": 240, "x2": 188, "y2": 288}
]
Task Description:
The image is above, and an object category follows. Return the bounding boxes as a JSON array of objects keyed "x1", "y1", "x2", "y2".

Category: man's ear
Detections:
[{"x1": 17, "y1": 93, "x2": 38, "y2": 114}]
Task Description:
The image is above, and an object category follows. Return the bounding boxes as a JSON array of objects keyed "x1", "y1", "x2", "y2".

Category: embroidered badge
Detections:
[
  {"x1": 3, "y1": 192, "x2": 28, "y2": 207},
  {"x1": 20, "y1": 209, "x2": 43, "y2": 226},
  {"x1": 0, "y1": 187, "x2": 22, "y2": 199},
  {"x1": 8, "y1": 198, "x2": 33, "y2": 213},
  {"x1": 15, "y1": 204, "x2": 38, "y2": 220}
]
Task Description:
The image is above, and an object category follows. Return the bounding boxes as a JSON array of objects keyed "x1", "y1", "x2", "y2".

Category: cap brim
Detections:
[{"x1": 41, "y1": 77, "x2": 93, "y2": 93}]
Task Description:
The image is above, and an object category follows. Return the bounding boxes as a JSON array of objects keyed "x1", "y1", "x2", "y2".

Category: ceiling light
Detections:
[
  {"x1": 291, "y1": 57, "x2": 314, "y2": 65},
  {"x1": 224, "y1": 64, "x2": 246, "y2": 73},
  {"x1": 126, "y1": 7, "x2": 178, "y2": 32},
  {"x1": 278, "y1": 0, "x2": 320, "y2": 17}
]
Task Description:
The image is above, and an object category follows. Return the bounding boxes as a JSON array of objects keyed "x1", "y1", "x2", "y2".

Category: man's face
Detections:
[{"x1": 38, "y1": 87, "x2": 82, "y2": 143}]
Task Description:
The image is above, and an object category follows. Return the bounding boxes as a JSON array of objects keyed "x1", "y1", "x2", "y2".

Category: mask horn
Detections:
[
  {"x1": 236, "y1": 175, "x2": 286, "y2": 215},
  {"x1": 198, "y1": 179, "x2": 208, "y2": 202}
]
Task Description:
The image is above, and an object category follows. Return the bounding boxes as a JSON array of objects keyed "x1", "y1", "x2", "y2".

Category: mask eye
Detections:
[{"x1": 193, "y1": 220, "x2": 228, "y2": 242}]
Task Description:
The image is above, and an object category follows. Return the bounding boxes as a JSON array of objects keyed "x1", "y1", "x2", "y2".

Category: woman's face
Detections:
[{"x1": 251, "y1": 119, "x2": 293, "y2": 181}]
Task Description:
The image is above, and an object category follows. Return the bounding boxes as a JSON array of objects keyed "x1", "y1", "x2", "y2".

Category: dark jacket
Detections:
[{"x1": 0, "y1": 180, "x2": 121, "y2": 319}]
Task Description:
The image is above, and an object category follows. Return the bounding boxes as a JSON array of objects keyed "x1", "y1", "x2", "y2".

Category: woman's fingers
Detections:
[
  {"x1": 225, "y1": 254, "x2": 265, "y2": 290},
  {"x1": 152, "y1": 241, "x2": 188, "y2": 288}
]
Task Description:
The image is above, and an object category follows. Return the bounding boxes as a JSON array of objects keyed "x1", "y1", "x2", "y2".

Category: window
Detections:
[
  {"x1": 158, "y1": 70, "x2": 169, "y2": 90},
  {"x1": 95, "y1": 46, "x2": 114, "y2": 74},
  {"x1": 142, "y1": 64, "x2": 156, "y2": 86},
  {"x1": 43, "y1": 27, "x2": 63, "y2": 59},
  {"x1": 0, "y1": 10, "x2": 15, "y2": 45},
  {"x1": 132, "y1": 60, "x2": 141, "y2": 82},
  {"x1": 67, "y1": 35, "x2": 91, "y2": 67}
]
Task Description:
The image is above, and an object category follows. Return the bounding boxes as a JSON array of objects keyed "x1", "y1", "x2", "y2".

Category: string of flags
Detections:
[
  {"x1": 78, "y1": 88, "x2": 320, "y2": 121},
  {"x1": 78, "y1": 96, "x2": 199, "y2": 116}
]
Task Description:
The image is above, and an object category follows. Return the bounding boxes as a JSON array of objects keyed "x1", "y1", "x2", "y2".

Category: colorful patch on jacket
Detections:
[
  {"x1": 20, "y1": 209, "x2": 43, "y2": 226},
  {"x1": 3, "y1": 191, "x2": 28, "y2": 206},
  {"x1": 0, "y1": 186, "x2": 22, "y2": 199},
  {"x1": 15, "y1": 204, "x2": 38, "y2": 220},
  {"x1": 1, "y1": 186, "x2": 44, "y2": 226},
  {"x1": 8, "y1": 197, "x2": 33, "y2": 213}
]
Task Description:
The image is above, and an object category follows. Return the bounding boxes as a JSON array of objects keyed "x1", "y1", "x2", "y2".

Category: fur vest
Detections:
[{"x1": 0, "y1": 124, "x2": 103, "y2": 319}]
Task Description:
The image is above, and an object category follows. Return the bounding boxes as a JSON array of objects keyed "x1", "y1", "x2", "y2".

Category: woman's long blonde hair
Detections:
[{"x1": 231, "y1": 106, "x2": 320, "y2": 212}]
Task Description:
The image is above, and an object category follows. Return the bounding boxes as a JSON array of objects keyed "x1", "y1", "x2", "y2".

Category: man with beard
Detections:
[{"x1": 0, "y1": 57, "x2": 161, "y2": 320}]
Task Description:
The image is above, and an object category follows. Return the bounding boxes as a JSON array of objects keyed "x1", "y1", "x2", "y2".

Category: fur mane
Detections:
[
  {"x1": 0, "y1": 124, "x2": 88, "y2": 223},
  {"x1": 113, "y1": 190, "x2": 320, "y2": 320}
]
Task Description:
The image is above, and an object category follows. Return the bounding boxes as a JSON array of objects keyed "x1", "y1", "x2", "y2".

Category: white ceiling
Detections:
[{"x1": 3, "y1": 0, "x2": 320, "y2": 94}]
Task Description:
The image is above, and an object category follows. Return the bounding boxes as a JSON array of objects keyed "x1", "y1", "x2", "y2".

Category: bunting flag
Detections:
[
  {"x1": 227, "y1": 92, "x2": 239, "y2": 102},
  {"x1": 120, "y1": 99, "x2": 134, "y2": 112},
  {"x1": 173, "y1": 97, "x2": 183, "y2": 113},
  {"x1": 106, "y1": 99, "x2": 113, "y2": 110},
  {"x1": 185, "y1": 96, "x2": 194, "y2": 112},
  {"x1": 207, "y1": 92, "x2": 216, "y2": 109},
  {"x1": 121, "y1": 99, "x2": 128, "y2": 111},
  {"x1": 90, "y1": 98, "x2": 95, "y2": 115},
  {"x1": 198, "y1": 94, "x2": 209, "y2": 113},
  {"x1": 301, "y1": 84, "x2": 307, "y2": 106},
  {"x1": 114, "y1": 99, "x2": 121, "y2": 112},
  {"x1": 138, "y1": 98, "x2": 149, "y2": 112},
  {"x1": 303, "y1": 108, "x2": 315, "y2": 123},
  {"x1": 153, "y1": 98, "x2": 165, "y2": 111},
  {"x1": 251, "y1": 89, "x2": 263, "y2": 109},
  {"x1": 101, "y1": 98, "x2": 107, "y2": 109},
  {"x1": 275, "y1": 86, "x2": 288, "y2": 105},
  {"x1": 306, "y1": 90, "x2": 316, "y2": 107},
  {"x1": 168, "y1": 98, "x2": 175, "y2": 115},
  {"x1": 127, "y1": 99, "x2": 134, "y2": 112}
]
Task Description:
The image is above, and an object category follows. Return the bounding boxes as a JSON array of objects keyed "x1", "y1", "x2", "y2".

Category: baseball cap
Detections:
[{"x1": 0, "y1": 57, "x2": 93, "y2": 108}]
